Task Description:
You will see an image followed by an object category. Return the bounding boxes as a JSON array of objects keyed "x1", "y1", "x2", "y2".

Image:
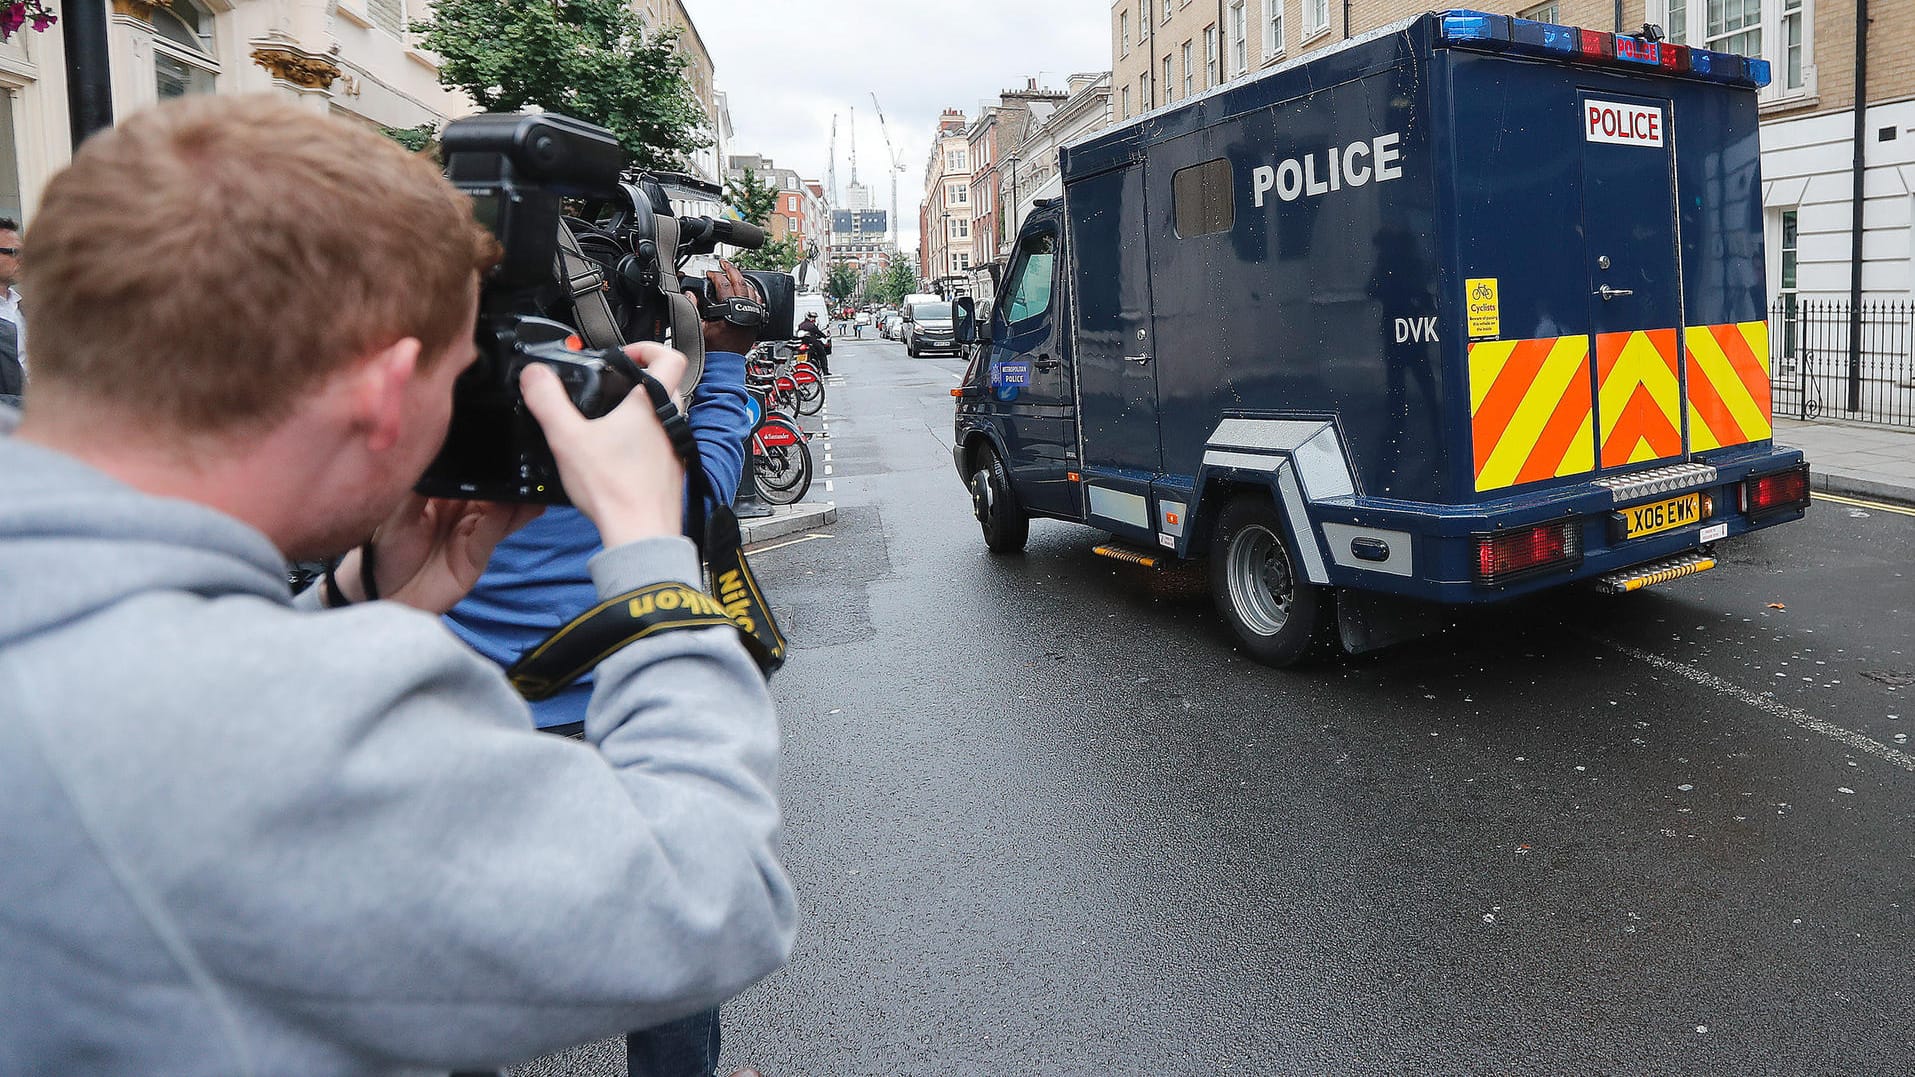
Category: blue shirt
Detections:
[{"x1": 444, "y1": 350, "x2": 752, "y2": 727}]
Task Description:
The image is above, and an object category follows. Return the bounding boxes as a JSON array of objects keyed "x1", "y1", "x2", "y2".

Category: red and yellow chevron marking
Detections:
[
  {"x1": 1685, "y1": 320, "x2": 1772, "y2": 450},
  {"x1": 1596, "y1": 328, "x2": 1683, "y2": 468},
  {"x1": 1470, "y1": 335, "x2": 1595, "y2": 493}
]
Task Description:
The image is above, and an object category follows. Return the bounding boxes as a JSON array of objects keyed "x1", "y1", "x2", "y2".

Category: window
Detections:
[
  {"x1": 1229, "y1": 1, "x2": 1248, "y2": 74},
  {"x1": 368, "y1": 0, "x2": 405, "y2": 36},
  {"x1": 1265, "y1": 0, "x2": 1284, "y2": 59},
  {"x1": 1172, "y1": 157, "x2": 1235, "y2": 237},
  {"x1": 1774, "y1": 206, "x2": 1799, "y2": 365},
  {"x1": 1002, "y1": 232, "x2": 1057, "y2": 325},
  {"x1": 949, "y1": 182, "x2": 969, "y2": 205},
  {"x1": 946, "y1": 148, "x2": 968, "y2": 172},
  {"x1": 1778, "y1": 208, "x2": 1798, "y2": 295},
  {"x1": 152, "y1": 0, "x2": 218, "y2": 99},
  {"x1": 1163, "y1": 0, "x2": 1173, "y2": 22},
  {"x1": 1519, "y1": 2, "x2": 1560, "y2": 20},
  {"x1": 1163, "y1": 56, "x2": 1174, "y2": 103},
  {"x1": 1121, "y1": 84, "x2": 1132, "y2": 119},
  {"x1": 951, "y1": 217, "x2": 970, "y2": 239},
  {"x1": 1139, "y1": 73, "x2": 1149, "y2": 112},
  {"x1": 954, "y1": 251, "x2": 971, "y2": 271},
  {"x1": 1658, "y1": 0, "x2": 1811, "y2": 97},
  {"x1": 1204, "y1": 25, "x2": 1218, "y2": 85},
  {"x1": 1303, "y1": 0, "x2": 1328, "y2": 36},
  {"x1": 1182, "y1": 41, "x2": 1194, "y2": 97},
  {"x1": 1120, "y1": 10, "x2": 1130, "y2": 54}
]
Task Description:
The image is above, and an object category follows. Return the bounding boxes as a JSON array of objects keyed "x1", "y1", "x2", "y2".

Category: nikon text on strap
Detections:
[{"x1": 507, "y1": 366, "x2": 787, "y2": 699}]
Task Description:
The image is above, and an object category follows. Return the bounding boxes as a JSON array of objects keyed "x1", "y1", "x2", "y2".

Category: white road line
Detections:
[
  {"x1": 825, "y1": 480, "x2": 834, "y2": 492},
  {"x1": 823, "y1": 465, "x2": 833, "y2": 476},
  {"x1": 1597, "y1": 636, "x2": 1915, "y2": 772},
  {"x1": 748, "y1": 532, "x2": 833, "y2": 555}
]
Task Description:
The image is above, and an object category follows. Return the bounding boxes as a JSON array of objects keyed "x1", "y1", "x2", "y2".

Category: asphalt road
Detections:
[{"x1": 520, "y1": 336, "x2": 1915, "y2": 1076}]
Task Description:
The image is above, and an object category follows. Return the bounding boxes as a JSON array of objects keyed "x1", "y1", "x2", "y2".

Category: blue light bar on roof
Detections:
[{"x1": 1437, "y1": 8, "x2": 1770, "y2": 88}]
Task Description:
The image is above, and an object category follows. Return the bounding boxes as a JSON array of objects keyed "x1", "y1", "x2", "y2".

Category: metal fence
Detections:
[{"x1": 1768, "y1": 298, "x2": 1915, "y2": 429}]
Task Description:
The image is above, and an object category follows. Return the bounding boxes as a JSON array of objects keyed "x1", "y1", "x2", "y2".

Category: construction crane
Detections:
[
  {"x1": 870, "y1": 92, "x2": 907, "y2": 251},
  {"x1": 847, "y1": 105, "x2": 859, "y2": 199}
]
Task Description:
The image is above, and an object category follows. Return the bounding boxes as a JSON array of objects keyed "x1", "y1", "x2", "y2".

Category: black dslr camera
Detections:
[{"x1": 416, "y1": 114, "x2": 795, "y2": 504}]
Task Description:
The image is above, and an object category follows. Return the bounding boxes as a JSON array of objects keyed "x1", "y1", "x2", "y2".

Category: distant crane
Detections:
[
  {"x1": 847, "y1": 105, "x2": 859, "y2": 198},
  {"x1": 870, "y1": 92, "x2": 908, "y2": 251},
  {"x1": 827, "y1": 113, "x2": 838, "y2": 212}
]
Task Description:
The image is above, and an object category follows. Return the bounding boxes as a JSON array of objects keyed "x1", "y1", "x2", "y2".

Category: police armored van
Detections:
[{"x1": 952, "y1": 10, "x2": 1808, "y2": 666}]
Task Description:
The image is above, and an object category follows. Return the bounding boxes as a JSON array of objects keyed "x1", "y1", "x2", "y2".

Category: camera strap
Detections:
[
  {"x1": 554, "y1": 221, "x2": 623, "y2": 354},
  {"x1": 506, "y1": 368, "x2": 787, "y2": 700},
  {"x1": 649, "y1": 212, "x2": 706, "y2": 398}
]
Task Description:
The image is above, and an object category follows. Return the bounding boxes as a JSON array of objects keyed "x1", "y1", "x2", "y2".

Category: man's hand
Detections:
[
  {"x1": 521, "y1": 341, "x2": 689, "y2": 549},
  {"x1": 693, "y1": 259, "x2": 759, "y2": 356},
  {"x1": 335, "y1": 497, "x2": 543, "y2": 613}
]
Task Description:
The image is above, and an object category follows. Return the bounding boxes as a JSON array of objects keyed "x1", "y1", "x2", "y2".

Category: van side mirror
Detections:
[{"x1": 954, "y1": 297, "x2": 990, "y2": 345}]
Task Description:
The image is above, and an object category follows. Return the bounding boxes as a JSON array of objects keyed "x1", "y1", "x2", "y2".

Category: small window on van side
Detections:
[
  {"x1": 1172, "y1": 157, "x2": 1235, "y2": 238},
  {"x1": 1002, "y1": 232, "x2": 1058, "y2": 325}
]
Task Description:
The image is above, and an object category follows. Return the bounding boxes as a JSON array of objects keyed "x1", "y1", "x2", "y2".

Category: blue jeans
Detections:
[{"x1": 627, "y1": 1007, "x2": 720, "y2": 1077}]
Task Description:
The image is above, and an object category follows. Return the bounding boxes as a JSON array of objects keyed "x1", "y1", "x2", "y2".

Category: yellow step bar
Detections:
[{"x1": 1596, "y1": 552, "x2": 1716, "y2": 594}]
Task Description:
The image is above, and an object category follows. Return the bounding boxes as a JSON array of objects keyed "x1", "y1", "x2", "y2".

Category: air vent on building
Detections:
[{"x1": 1880, "y1": 125, "x2": 1898, "y2": 142}]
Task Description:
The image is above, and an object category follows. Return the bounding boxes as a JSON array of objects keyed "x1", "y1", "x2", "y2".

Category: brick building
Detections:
[
  {"x1": 920, "y1": 108, "x2": 976, "y2": 285},
  {"x1": 1110, "y1": 0, "x2": 1915, "y2": 303}
]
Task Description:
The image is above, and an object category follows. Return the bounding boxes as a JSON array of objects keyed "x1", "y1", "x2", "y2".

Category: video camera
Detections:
[{"x1": 417, "y1": 113, "x2": 796, "y2": 504}]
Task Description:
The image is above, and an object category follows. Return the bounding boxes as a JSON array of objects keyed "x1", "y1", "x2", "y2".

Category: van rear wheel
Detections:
[
  {"x1": 970, "y1": 446, "x2": 1029, "y2": 553},
  {"x1": 1208, "y1": 494, "x2": 1334, "y2": 667}
]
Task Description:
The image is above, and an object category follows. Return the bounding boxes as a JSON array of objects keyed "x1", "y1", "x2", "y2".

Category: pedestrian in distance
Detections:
[
  {"x1": 0, "y1": 95, "x2": 795, "y2": 1076},
  {"x1": 0, "y1": 217, "x2": 25, "y2": 406}
]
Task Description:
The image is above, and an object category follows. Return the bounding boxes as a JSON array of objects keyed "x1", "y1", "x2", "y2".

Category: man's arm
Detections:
[{"x1": 686, "y1": 348, "x2": 751, "y2": 509}]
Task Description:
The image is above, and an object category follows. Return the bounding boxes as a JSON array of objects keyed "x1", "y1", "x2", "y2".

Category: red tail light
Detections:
[
  {"x1": 1740, "y1": 466, "x2": 1810, "y2": 516},
  {"x1": 1475, "y1": 522, "x2": 1583, "y2": 583}
]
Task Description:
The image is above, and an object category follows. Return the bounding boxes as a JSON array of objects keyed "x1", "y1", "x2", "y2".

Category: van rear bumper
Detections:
[{"x1": 1308, "y1": 445, "x2": 1809, "y2": 604}]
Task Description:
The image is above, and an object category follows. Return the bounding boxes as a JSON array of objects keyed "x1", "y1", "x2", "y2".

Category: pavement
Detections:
[{"x1": 1775, "y1": 416, "x2": 1915, "y2": 506}]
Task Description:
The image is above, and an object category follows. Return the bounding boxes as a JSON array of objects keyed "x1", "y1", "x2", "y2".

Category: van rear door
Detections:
[
  {"x1": 1068, "y1": 164, "x2": 1162, "y2": 539},
  {"x1": 1579, "y1": 90, "x2": 1687, "y2": 471}
]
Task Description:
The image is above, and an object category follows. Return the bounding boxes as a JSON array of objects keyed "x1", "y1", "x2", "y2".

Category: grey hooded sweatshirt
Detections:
[{"x1": 0, "y1": 404, "x2": 796, "y2": 1075}]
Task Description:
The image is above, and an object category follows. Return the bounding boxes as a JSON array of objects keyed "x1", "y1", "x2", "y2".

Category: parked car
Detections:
[
  {"x1": 882, "y1": 313, "x2": 904, "y2": 339},
  {"x1": 902, "y1": 299, "x2": 960, "y2": 357}
]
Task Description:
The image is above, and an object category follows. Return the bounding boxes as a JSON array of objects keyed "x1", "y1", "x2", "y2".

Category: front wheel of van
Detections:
[
  {"x1": 1209, "y1": 494, "x2": 1334, "y2": 667},
  {"x1": 971, "y1": 447, "x2": 1029, "y2": 554}
]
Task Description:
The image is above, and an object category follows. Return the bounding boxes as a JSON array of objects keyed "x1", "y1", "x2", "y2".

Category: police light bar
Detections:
[{"x1": 1438, "y1": 10, "x2": 1772, "y2": 88}]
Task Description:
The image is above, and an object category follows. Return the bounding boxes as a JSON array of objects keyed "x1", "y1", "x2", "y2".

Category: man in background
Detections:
[{"x1": 0, "y1": 219, "x2": 24, "y2": 404}]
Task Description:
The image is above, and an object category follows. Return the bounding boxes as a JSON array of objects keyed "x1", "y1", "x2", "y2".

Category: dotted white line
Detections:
[{"x1": 1597, "y1": 636, "x2": 1915, "y2": 772}]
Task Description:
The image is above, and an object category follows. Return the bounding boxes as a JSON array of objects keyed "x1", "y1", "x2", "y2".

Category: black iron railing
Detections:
[{"x1": 1768, "y1": 298, "x2": 1915, "y2": 429}]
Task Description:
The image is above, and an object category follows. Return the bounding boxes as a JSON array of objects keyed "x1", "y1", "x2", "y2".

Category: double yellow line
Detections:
[{"x1": 1816, "y1": 491, "x2": 1915, "y2": 518}]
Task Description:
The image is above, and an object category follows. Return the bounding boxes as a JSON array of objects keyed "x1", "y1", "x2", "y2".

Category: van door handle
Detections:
[
  {"x1": 1033, "y1": 354, "x2": 1060, "y2": 370},
  {"x1": 1124, "y1": 353, "x2": 1153, "y2": 364},
  {"x1": 1595, "y1": 285, "x2": 1635, "y2": 300}
]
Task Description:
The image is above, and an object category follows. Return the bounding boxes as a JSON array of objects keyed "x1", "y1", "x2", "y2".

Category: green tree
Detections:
[
  {"x1": 825, "y1": 261, "x2": 861, "y2": 305},
  {"x1": 414, "y1": 0, "x2": 709, "y2": 171},
  {"x1": 733, "y1": 234, "x2": 805, "y2": 273},
  {"x1": 379, "y1": 123, "x2": 439, "y2": 156},
  {"x1": 867, "y1": 261, "x2": 922, "y2": 307},
  {"x1": 723, "y1": 168, "x2": 778, "y2": 228}
]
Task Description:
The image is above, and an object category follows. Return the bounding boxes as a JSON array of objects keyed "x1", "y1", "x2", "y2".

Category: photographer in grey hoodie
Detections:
[{"x1": 0, "y1": 96, "x2": 795, "y2": 1075}]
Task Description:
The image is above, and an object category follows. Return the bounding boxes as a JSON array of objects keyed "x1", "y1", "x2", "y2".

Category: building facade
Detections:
[
  {"x1": 919, "y1": 107, "x2": 974, "y2": 284},
  {"x1": 1, "y1": 0, "x2": 471, "y2": 224},
  {"x1": 1003, "y1": 71, "x2": 1110, "y2": 248},
  {"x1": 1108, "y1": 0, "x2": 1915, "y2": 304}
]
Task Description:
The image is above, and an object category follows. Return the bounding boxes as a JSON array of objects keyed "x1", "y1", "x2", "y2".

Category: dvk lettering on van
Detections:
[
  {"x1": 1251, "y1": 131, "x2": 1404, "y2": 206},
  {"x1": 1584, "y1": 100, "x2": 1664, "y2": 147}
]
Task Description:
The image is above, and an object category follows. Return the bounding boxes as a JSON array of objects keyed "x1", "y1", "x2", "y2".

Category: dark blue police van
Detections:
[{"x1": 952, "y1": 10, "x2": 1809, "y2": 666}]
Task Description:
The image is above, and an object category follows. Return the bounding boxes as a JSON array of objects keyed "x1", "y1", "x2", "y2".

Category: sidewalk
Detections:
[
  {"x1": 738, "y1": 499, "x2": 837, "y2": 546},
  {"x1": 1773, "y1": 417, "x2": 1915, "y2": 506}
]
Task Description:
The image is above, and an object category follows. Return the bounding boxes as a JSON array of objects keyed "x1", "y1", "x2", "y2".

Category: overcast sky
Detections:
[{"x1": 681, "y1": 0, "x2": 1109, "y2": 257}]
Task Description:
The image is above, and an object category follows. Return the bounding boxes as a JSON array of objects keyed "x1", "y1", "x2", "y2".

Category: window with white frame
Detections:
[
  {"x1": 1303, "y1": 0, "x2": 1328, "y2": 36},
  {"x1": 1229, "y1": 1, "x2": 1248, "y2": 74},
  {"x1": 954, "y1": 251, "x2": 971, "y2": 271},
  {"x1": 951, "y1": 217, "x2": 970, "y2": 239},
  {"x1": 1139, "y1": 73, "x2": 1149, "y2": 111},
  {"x1": 1264, "y1": 0, "x2": 1284, "y2": 60},
  {"x1": 1182, "y1": 40, "x2": 1194, "y2": 97},
  {"x1": 1121, "y1": 84, "x2": 1132, "y2": 119},
  {"x1": 1120, "y1": 10, "x2": 1130, "y2": 55},
  {"x1": 949, "y1": 182, "x2": 969, "y2": 206},
  {"x1": 1162, "y1": 55, "x2": 1173, "y2": 103},
  {"x1": 1656, "y1": 0, "x2": 1811, "y2": 98},
  {"x1": 153, "y1": 0, "x2": 219, "y2": 99},
  {"x1": 1163, "y1": 0, "x2": 1173, "y2": 22},
  {"x1": 1519, "y1": 1, "x2": 1560, "y2": 21},
  {"x1": 1204, "y1": 25, "x2": 1218, "y2": 85}
]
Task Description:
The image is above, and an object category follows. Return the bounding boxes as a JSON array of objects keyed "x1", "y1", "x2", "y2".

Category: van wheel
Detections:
[
  {"x1": 907, "y1": 340, "x2": 919, "y2": 358},
  {"x1": 1208, "y1": 494, "x2": 1335, "y2": 667},
  {"x1": 970, "y1": 447, "x2": 1029, "y2": 553}
]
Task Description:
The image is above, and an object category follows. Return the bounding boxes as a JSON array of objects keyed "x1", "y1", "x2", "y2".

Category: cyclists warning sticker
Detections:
[{"x1": 1466, "y1": 278, "x2": 1500, "y2": 340}]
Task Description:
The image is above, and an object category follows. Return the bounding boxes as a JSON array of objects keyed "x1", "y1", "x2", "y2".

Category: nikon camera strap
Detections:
[{"x1": 507, "y1": 366, "x2": 787, "y2": 700}]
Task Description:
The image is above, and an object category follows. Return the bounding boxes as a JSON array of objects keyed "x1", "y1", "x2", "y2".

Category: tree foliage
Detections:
[
  {"x1": 866, "y1": 261, "x2": 923, "y2": 307},
  {"x1": 733, "y1": 234, "x2": 806, "y2": 273},
  {"x1": 825, "y1": 262, "x2": 861, "y2": 305},
  {"x1": 414, "y1": 0, "x2": 709, "y2": 171},
  {"x1": 723, "y1": 168, "x2": 779, "y2": 228},
  {"x1": 379, "y1": 123, "x2": 439, "y2": 156}
]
